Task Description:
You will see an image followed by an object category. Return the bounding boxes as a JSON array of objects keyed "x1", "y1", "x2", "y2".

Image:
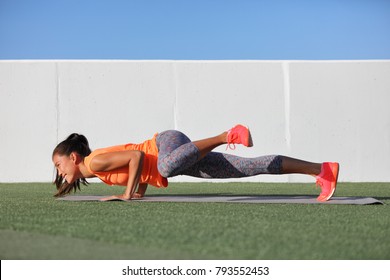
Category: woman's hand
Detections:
[
  {"x1": 135, "y1": 183, "x2": 148, "y2": 198},
  {"x1": 99, "y1": 194, "x2": 131, "y2": 201},
  {"x1": 99, "y1": 192, "x2": 144, "y2": 201},
  {"x1": 131, "y1": 192, "x2": 144, "y2": 199}
]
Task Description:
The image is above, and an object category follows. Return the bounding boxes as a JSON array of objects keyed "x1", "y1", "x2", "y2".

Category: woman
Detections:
[{"x1": 52, "y1": 125, "x2": 339, "y2": 202}]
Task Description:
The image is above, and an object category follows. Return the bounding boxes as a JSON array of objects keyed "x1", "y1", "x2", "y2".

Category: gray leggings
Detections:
[{"x1": 156, "y1": 130, "x2": 283, "y2": 179}]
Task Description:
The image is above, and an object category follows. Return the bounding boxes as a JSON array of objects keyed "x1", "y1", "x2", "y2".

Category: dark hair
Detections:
[{"x1": 52, "y1": 133, "x2": 91, "y2": 197}]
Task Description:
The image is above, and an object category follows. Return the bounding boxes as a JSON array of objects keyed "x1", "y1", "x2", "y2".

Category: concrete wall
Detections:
[{"x1": 1, "y1": 60, "x2": 389, "y2": 183}]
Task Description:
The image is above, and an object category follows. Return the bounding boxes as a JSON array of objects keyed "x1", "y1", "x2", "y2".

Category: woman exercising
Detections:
[{"x1": 52, "y1": 125, "x2": 339, "y2": 202}]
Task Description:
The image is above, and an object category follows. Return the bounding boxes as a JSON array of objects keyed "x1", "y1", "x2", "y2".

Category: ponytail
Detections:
[{"x1": 52, "y1": 133, "x2": 92, "y2": 197}]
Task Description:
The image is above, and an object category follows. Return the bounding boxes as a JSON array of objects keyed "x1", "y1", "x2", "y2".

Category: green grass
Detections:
[{"x1": 0, "y1": 182, "x2": 389, "y2": 260}]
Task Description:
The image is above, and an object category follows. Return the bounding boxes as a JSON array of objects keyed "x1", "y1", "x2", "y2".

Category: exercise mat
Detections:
[{"x1": 58, "y1": 195, "x2": 384, "y2": 205}]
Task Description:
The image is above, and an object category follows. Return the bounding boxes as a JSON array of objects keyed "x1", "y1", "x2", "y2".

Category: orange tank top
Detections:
[{"x1": 84, "y1": 133, "x2": 168, "y2": 188}]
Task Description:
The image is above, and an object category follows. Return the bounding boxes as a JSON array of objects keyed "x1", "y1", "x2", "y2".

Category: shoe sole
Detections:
[
  {"x1": 245, "y1": 126, "x2": 254, "y2": 147},
  {"x1": 317, "y1": 163, "x2": 339, "y2": 202}
]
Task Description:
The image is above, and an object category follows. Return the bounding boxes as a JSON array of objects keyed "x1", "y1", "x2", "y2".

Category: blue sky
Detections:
[{"x1": 0, "y1": 0, "x2": 389, "y2": 60}]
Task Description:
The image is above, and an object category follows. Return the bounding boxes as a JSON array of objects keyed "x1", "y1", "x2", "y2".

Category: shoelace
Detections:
[
  {"x1": 226, "y1": 128, "x2": 240, "y2": 150},
  {"x1": 226, "y1": 143, "x2": 236, "y2": 150}
]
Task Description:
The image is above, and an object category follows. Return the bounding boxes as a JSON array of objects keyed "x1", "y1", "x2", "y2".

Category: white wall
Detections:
[{"x1": 1, "y1": 60, "x2": 389, "y2": 183}]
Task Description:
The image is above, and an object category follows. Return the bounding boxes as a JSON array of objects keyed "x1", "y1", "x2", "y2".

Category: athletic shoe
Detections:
[
  {"x1": 315, "y1": 162, "x2": 339, "y2": 202},
  {"x1": 226, "y1": 124, "x2": 253, "y2": 149}
]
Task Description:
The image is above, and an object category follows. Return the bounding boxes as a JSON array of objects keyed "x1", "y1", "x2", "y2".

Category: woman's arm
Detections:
[{"x1": 90, "y1": 150, "x2": 144, "y2": 200}]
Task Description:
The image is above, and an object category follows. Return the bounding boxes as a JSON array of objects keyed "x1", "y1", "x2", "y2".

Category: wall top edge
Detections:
[{"x1": 1, "y1": 59, "x2": 390, "y2": 63}]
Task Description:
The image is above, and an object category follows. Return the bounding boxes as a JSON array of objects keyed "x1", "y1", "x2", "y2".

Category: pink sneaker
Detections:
[
  {"x1": 226, "y1": 124, "x2": 253, "y2": 148},
  {"x1": 316, "y1": 162, "x2": 339, "y2": 202}
]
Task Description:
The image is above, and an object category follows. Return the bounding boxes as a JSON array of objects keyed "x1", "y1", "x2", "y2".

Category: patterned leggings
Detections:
[{"x1": 156, "y1": 130, "x2": 283, "y2": 179}]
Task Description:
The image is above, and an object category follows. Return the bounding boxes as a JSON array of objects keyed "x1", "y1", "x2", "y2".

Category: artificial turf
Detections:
[{"x1": 0, "y1": 182, "x2": 389, "y2": 260}]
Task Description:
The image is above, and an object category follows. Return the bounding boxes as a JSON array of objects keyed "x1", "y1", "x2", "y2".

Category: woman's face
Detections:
[{"x1": 53, "y1": 153, "x2": 78, "y2": 184}]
